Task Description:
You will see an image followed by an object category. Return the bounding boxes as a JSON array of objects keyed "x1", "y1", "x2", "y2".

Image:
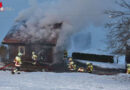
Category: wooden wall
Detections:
[
  {"x1": 8, "y1": 44, "x2": 54, "y2": 63},
  {"x1": 8, "y1": 45, "x2": 19, "y2": 61}
]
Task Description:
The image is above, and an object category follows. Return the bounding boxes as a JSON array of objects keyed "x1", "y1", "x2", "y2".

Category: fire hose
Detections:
[
  {"x1": 0, "y1": 63, "x2": 14, "y2": 70},
  {"x1": 0, "y1": 61, "x2": 52, "y2": 72}
]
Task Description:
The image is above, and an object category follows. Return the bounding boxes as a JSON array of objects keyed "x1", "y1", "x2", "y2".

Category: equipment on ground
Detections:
[{"x1": 77, "y1": 67, "x2": 85, "y2": 72}]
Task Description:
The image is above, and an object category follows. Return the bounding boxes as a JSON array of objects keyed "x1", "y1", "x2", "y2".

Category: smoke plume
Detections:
[{"x1": 13, "y1": 0, "x2": 116, "y2": 63}]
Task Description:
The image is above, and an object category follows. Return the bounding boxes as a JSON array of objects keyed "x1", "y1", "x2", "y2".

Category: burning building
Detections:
[{"x1": 2, "y1": 20, "x2": 63, "y2": 64}]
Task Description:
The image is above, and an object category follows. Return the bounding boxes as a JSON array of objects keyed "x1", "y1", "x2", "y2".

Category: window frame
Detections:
[{"x1": 18, "y1": 46, "x2": 25, "y2": 55}]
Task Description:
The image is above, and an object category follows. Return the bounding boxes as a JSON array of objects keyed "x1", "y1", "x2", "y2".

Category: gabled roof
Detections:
[{"x1": 2, "y1": 21, "x2": 62, "y2": 46}]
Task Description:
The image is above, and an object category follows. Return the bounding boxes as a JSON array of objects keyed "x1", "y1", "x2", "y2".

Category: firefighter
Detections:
[
  {"x1": 86, "y1": 63, "x2": 93, "y2": 73},
  {"x1": 68, "y1": 60, "x2": 76, "y2": 71},
  {"x1": 78, "y1": 67, "x2": 85, "y2": 72},
  {"x1": 12, "y1": 53, "x2": 22, "y2": 74},
  {"x1": 32, "y1": 51, "x2": 38, "y2": 65},
  {"x1": 68, "y1": 61, "x2": 74, "y2": 70},
  {"x1": 126, "y1": 64, "x2": 130, "y2": 74},
  {"x1": 64, "y1": 50, "x2": 68, "y2": 58},
  {"x1": 67, "y1": 57, "x2": 73, "y2": 66}
]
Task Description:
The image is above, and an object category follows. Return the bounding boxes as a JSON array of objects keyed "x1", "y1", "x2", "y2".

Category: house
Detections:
[{"x1": 2, "y1": 21, "x2": 63, "y2": 65}]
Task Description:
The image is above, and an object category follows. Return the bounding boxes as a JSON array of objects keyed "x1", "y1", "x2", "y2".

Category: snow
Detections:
[{"x1": 0, "y1": 71, "x2": 130, "y2": 90}]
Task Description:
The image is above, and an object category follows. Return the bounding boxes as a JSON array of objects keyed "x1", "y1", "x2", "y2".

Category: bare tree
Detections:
[{"x1": 105, "y1": 0, "x2": 130, "y2": 54}]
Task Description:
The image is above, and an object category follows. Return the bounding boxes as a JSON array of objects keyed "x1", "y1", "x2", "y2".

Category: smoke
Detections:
[{"x1": 13, "y1": 0, "x2": 116, "y2": 63}]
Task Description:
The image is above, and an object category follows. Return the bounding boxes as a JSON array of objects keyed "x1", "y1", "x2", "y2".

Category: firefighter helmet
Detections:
[
  {"x1": 32, "y1": 51, "x2": 35, "y2": 55},
  {"x1": 127, "y1": 64, "x2": 130, "y2": 67},
  {"x1": 69, "y1": 57, "x2": 72, "y2": 61},
  {"x1": 70, "y1": 61, "x2": 74, "y2": 65},
  {"x1": 18, "y1": 52, "x2": 22, "y2": 57}
]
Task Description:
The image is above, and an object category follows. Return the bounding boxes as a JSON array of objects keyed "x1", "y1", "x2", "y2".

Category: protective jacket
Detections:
[
  {"x1": 127, "y1": 64, "x2": 130, "y2": 74},
  {"x1": 14, "y1": 56, "x2": 22, "y2": 67},
  {"x1": 32, "y1": 54, "x2": 38, "y2": 61},
  {"x1": 87, "y1": 64, "x2": 93, "y2": 73},
  {"x1": 68, "y1": 61, "x2": 76, "y2": 70}
]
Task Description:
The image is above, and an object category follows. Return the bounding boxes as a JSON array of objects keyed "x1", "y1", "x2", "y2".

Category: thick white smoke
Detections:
[{"x1": 14, "y1": 0, "x2": 116, "y2": 63}]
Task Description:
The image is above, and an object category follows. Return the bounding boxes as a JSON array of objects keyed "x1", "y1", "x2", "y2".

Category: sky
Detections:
[{"x1": 0, "y1": 0, "x2": 29, "y2": 42}]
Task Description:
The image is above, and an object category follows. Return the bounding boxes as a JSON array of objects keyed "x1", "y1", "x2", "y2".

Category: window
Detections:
[{"x1": 18, "y1": 46, "x2": 25, "y2": 55}]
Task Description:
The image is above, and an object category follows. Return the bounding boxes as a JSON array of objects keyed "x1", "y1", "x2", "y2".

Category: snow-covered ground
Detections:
[
  {"x1": 77, "y1": 59, "x2": 126, "y2": 69},
  {"x1": 0, "y1": 71, "x2": 130, "y2": 90}
]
